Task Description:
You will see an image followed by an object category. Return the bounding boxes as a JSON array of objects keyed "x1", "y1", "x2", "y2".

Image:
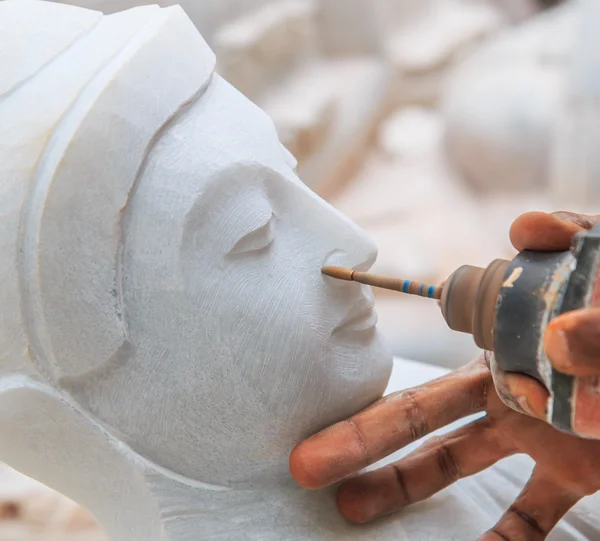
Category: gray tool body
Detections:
[{"x1": 442, "y1": 224, "x2": 600, "y2": 434}]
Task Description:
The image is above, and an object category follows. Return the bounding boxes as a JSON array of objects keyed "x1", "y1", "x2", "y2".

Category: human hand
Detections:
[
  {"x1": 511, "y1": 211, "x2": 600, "y2": 377},
  {"x1": 290, "y1": 356, "x2": 600, "y2": 540},
  {"x1": 497, "y1": 211, "x2": 600, "y2": 438}
]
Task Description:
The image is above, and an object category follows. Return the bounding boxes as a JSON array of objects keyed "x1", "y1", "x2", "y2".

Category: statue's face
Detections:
[{"x1": 68, "y1": 76, "x2": 392, "y2": 487}]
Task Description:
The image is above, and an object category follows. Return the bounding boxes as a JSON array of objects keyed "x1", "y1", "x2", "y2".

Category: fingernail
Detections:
[
  {"x1": 504, "y1": 377, "x2": 548, "y2": 419},
  {"x1": 551, "y1": 211, "x2": 598, "y2": 230}
]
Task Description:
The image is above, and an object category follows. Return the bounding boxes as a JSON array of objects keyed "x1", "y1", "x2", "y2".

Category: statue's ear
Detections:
[{"x1": 15, "y1": 4, "x2": 215, "y2": 380}]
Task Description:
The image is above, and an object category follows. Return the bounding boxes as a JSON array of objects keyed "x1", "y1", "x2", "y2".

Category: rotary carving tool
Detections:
[{"x1": 322, "y1": 223, "x2": 600, "y2": 436}]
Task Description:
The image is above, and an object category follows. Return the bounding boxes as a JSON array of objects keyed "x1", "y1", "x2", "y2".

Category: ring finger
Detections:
[
  {"x1": 337, "y1": 417, "x2": 514, "y2": 523},
  {"x1": 477, "y1": 469, "x2": 580, "y2": 541}
]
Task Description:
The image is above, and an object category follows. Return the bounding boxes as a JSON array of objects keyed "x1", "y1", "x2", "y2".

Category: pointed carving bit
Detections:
[{"x1": 321, "y1": 266, "x2": 443, "y2": 300}]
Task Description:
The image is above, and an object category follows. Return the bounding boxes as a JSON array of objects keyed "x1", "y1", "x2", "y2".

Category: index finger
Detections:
[{"x1": 289, "y1": 358, "x2": 490, "y2": 490}]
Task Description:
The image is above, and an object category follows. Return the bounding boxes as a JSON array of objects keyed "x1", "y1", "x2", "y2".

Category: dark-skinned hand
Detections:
[
  {"x1": 498, "y1": 211, "x2": 600, "y2": 438},
  {"x1": 290, "y1": 355, "x2": 600, "y2": 540},
  {"x1": 290, "y1": 211, "x2": 600, "y2": 539}
]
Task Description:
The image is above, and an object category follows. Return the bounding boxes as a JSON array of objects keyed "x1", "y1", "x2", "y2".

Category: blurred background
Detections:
[{"x1": 3, "y1": 0, "x2": 600, "y2": 538}]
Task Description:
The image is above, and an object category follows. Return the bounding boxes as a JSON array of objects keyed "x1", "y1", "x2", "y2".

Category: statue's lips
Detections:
[{"x1": 332, "y1": 301, "x2": 378, "y2": 334}]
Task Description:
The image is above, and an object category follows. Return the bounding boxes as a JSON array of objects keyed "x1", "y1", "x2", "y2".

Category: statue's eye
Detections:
[{"x1": 228, "y1": 213, "x2": 275, "y2": 255}]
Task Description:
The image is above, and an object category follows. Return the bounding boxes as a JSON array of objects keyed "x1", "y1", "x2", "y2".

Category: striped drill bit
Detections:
[{"x1": 321, "y1": 266, "x2": 443, "y2": 300}]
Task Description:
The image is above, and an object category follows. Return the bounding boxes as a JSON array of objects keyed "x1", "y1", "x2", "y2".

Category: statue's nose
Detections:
[{"x1": 322, "y1": 249, "x2": 377, "y2": 279}]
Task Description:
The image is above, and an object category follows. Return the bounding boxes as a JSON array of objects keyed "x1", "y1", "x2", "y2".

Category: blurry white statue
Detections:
[
  {"x1": 443, "y1": 0, "x2": 600, "y2": 208},
  {"x1": 442, "y1": 0, "x2": 574, "y2": 193}
]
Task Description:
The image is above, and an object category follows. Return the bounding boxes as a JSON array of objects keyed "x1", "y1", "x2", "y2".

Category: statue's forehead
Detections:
[{"x1": 126, "y1": 73, "x2": 305, "y2": 220}]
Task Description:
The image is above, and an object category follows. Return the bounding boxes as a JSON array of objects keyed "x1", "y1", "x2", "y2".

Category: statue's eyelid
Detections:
[{"x1": 227, "y1": 211, "x2": 275, "y2": 256}]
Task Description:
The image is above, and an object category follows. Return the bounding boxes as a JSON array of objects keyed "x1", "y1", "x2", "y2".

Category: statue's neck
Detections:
[
  {"x1": 143, "y1": 471, "x2": 403, "y2": 541},
  {"x1": 0, "y1": 377, "x2": 405, "y2": 541}
]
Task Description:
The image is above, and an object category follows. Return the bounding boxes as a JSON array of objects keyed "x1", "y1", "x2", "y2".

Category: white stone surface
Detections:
[
  {"x1": 495, "y1": 0, "x2": 540, "y2": 22},
  {"x1": 0, "y1": 465, "x2": 103, "y2": 541},
  {"x1": 378, "y1": 107, "x2": 443, "y2": 160},
  {"x1": 261, "y1": 60, "x2": 338, "y2": 163},
  {"x1": 40, "y1": 0, "x2": 389, "y2": 193},
  {"x1": 444, "y1": 65, "x2": 564, "y2": 192},
  {"x1": 293, "y1": 57, "x2": 390, "y2": 194},
  {"x1": 213, "y1": 0, "x2": 317, "y2": 101},
  {"x1": 549, "y1": 0, "x2": 600, "y2": 209},
  {"x1": 386, "y1": 1, "x2": 504, "y2": 76},
  {"x1": 442, "y1": 1, "x2": 577, "y2": 194},
  {"x1": 384, "y1": 0, "x2": 506, "y2": 107},
  {"x1": 315, "y1": 0, "x2": 399, "y2": 56}
]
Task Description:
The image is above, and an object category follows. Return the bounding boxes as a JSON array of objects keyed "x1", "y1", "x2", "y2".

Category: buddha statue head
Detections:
[{"x1": 0, "y1": 1, "x2": 392, "y2": 530}]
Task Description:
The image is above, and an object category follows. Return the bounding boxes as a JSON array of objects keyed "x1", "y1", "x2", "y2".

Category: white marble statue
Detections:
[{"x1": 0, "y1": 1, "x2": 396, "y2": 539}]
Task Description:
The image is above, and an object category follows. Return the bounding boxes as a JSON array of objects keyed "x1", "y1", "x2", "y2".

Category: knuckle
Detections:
[
  {"x1": 392, "y1": 465, "x2": 412, "y2": 505},
  {"x1": 345, "y1": 417, "x2": 369, "y2": 466},
  {"x1": 397, "y1": 389, "x2": 429, "y2": 441},
  {"x1": 506, "y1": 505, "x2": 546, "y2": 538},
  {"x1": 576, "y1": 214, "x2": 598, "y2": 230},
  {"x1": 433, "y1": 436, "x2": 461, "y2": 482},
  {"x1": 488, "y1": 528, "x2": 511, "y2": 541}
]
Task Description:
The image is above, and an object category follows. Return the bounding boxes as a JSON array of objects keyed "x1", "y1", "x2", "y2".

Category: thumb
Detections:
[{"x1": 509, "y1": 212, "x2": 589, "y2": 253}]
